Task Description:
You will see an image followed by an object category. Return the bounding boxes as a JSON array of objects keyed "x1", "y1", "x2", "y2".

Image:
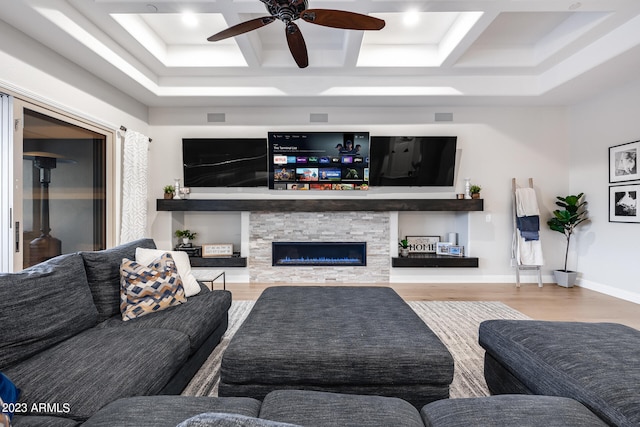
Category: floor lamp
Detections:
[{"x1": 23, "y1": 151, "x2": 74, "y2": 266}]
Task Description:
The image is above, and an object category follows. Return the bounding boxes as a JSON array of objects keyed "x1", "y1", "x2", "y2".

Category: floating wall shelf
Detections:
[
  {"x1": 157, "y1": 198, "x2": 483, "y2": 212},
  {"x1": 392, "y1": 254, "x2": 479, "y2": 268}
]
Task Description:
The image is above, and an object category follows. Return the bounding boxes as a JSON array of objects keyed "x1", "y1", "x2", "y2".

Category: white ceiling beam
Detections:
[{"x1": 439, "y1": 10, "x2": 499, "y2": 68}]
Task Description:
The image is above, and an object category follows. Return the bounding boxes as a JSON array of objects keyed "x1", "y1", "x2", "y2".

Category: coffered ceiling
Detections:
[{"x1": 2, "y1": 0, "x2": 640, "y2": 108}]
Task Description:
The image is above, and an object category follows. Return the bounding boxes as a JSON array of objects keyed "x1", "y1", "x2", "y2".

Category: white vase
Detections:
[
  {"x1": 173, "y1": 178, "x2": 182, "y2": 200},
  {"x1": 464, "y1": 178, "x2": 471, "y2": 199}
]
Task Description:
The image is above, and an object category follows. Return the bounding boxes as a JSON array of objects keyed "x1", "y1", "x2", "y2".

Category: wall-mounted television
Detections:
[
  {"x1": 368, "y1": 136, "x2": 457, "y2": 187},
  {"x1": 268, "y1": 131, "x2": 370, "y2": 190},
  {"x1": 182, "y1": 138, "x2": 268, "y2": 187}
]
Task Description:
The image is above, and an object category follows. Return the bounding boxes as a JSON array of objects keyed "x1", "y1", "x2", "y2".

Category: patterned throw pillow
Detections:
[
  {"x1": 135, "y1": 248, "x2": 201, "y2": 297},
  {"x1": 120, "y1": 253, "x2": 186, "y2": 321}
]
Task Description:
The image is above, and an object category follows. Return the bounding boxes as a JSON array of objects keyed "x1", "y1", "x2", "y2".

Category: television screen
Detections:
[
  {"x1": 182, "y1": 138, "x2": 268, "y2": 187},
  {"x1": 268, "y1": 132, "x2": 370, "y2": 190},
  {"x1": 368, "y1": 136, "x2": 457, "y2": 186}
]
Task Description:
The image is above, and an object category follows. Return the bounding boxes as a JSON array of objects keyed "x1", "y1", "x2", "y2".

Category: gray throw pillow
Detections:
[{"x1": 80, "y1": 238, "x2": 156, "y2": 322}]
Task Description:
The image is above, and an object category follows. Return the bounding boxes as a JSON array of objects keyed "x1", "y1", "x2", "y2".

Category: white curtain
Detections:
[
  {"x1": 0, "y1": 94, "x2": 13, "y2": 272},
  {"x1": 120, "y1": 129, "x2": 150, "y2": 244}
]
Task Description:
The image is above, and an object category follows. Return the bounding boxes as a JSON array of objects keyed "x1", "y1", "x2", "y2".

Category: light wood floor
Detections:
[{"x1": 223, "y1": 282, "x2": 640, "y2": 330}]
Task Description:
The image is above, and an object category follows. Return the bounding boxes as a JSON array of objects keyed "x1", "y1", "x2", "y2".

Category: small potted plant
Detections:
[
  {"x1": 547, "y1": 193, "x2": 589, "y2": 287},
  {"x1": 163, "y1": 185, "x2": 175, "y2": 200},
  {"x1": 470, "y1": 185, "x2": 482, "y2": 199},
  {"x1": 399, "y1": 238, "x2": 410, "y2": 257},
  {"x1": 175, "y1": 229, "x2": 197, "y2": 247}
]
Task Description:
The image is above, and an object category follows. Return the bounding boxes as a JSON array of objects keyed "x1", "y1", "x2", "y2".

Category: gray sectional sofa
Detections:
[
  {"x1": 78, "y1": 389, "x2": 606, "y2": 427},
  {"x1": 2, "y1": 239, "x2": 637, "y2": 426},
  {"x1": 479, "y1": 319, "x2": 640, "y2": 427},
  {"x1": 0, "y1": 238, "x2": 231, "y2": 426}
]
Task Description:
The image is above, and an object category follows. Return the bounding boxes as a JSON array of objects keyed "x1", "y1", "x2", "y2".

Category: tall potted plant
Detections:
[{"x1": 546, "y1": 193, "x2": 588, "y2": 287}]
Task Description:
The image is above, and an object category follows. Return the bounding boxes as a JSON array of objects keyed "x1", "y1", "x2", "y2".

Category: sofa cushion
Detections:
[
  {"x1": 83, "y1": 396, "x2": 262, "y2": 427},
  {"x1": 259, "y1": 390, "x2": 425, "y2": 427},
  {"x1": 80, "y1": 238, "x2": 156, "y2": 322},
  {"x1": 179, "y1": 414, "x2": 299, "y2": 427},
  {"x1": 479, "y1": 320, "x2": 640, "y2": 427},
  {"x1": 12, "y1": 415, "x2": 81, "y2": 426},
  {"x1": 420, "y1": 395, "x2": 607, "y2": 427},
  {"x1": 99, "y1": 290, "x2": 232, "y2": 353},
  {"x1": 4, "y1": 327, "x2": 190, "y2": 422},
  {"x1": 136, "y1": 248, "x2": 201, "y2": 297},
  {"x1": 119, "y1": 253, "x2": 186, "y2": 321},
  {"x1": 0, "y1": 253, "x2": 98, "y2": 370}
]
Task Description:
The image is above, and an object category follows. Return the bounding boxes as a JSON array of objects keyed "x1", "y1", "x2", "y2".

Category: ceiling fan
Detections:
[{"x1": 207, "y1": 0, "x2": 385, "y2": 68}]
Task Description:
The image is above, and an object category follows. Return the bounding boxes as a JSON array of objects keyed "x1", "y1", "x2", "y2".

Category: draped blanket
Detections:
[{"x1": 514, "y1": 188, "x2": 544, "y2": 266}]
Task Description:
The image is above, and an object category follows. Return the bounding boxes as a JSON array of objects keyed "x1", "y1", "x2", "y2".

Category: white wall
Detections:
[
  {"x1": 0, "y1": 20, "x2": 149, "y2": 251},
  {"x1": 0, "y1": 21, "x2": 147, "y2": 128},
  {"x1": 148, "y1": 106, "x2": 570, "y2": 284},
  {"x1": 569, "y1": 78, "x2": 640, "y2": 303}
]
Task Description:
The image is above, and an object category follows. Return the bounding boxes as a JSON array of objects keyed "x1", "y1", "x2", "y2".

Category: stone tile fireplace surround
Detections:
[
  {"x1": 156, "y1": 198, "x2": 483, "y2": 283},
  {"x1": 249, "y1": 212, "x2": 390, "y2": 283}
]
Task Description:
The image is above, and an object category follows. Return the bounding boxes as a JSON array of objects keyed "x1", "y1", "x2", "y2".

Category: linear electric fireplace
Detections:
[{"x1": 272, "y1": 242, "x2": 367, "y2": 267}]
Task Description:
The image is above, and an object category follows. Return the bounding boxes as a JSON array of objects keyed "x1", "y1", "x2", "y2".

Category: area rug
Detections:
[{"x1": 182, "y1": 300, "x2": 530, "y2": 399}]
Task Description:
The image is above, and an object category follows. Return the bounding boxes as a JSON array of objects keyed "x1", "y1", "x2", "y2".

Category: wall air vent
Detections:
[
  {"x1": 207, "y1": 113, "x2": 226, "y2": 123},
  {"x1": 434, "y1": 112, "x2": 453, "y2": 122},
  {"x1": 310, "y1": 113, "x2": 329, "y2": 123}
]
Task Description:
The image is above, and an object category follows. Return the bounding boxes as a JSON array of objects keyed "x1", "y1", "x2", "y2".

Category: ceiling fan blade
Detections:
[
  {"x1": 285, "y1": 22, "x2": 308, "y2": 68},
  {"x1": 300, "y1": 9, "x2": 385, "y2": 31},
  {"x1": 207, "y1": 16, "x2": 276, "y2": 42}
]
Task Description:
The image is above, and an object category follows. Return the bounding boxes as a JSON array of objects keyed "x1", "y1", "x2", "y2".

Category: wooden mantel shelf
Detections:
[{"x1": 157, "y1": 198, "x2": 483, "y2": 212}]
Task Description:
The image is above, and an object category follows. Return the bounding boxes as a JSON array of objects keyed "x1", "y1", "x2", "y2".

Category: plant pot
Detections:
[
  {"x1": 553, "y1": 270, "x2": 578, "y2": 288},
  {"x1": 164, "y1": 192, "x2": 173, "y2": 199},
  {"x1": 399, "y1": 248, "x2": 409, "y2": 257},
  {"x1": 471, "y1": 193, "x2": 480, "y2": 199}
]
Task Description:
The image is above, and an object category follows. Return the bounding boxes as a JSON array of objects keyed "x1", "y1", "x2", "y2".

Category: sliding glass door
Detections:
[{"x1": 5, "y1": 99, "x2": 114, "y2": 271}]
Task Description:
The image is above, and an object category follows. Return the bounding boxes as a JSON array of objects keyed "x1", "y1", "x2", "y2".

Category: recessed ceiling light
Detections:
[
  {"x1": 403, "y1": 10, "x2": 420, "y2": 27},
  {"x1": 181, "y1": 11, "x2": 198, "y2": 28},
  {"x1": 569, "y1": 2, "x2": 582, "y2": 10}
]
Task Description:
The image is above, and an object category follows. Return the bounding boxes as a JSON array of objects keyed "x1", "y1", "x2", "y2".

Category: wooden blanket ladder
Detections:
[{"x1": 512, "y1": 178, "x2": 543, "y2": 288}]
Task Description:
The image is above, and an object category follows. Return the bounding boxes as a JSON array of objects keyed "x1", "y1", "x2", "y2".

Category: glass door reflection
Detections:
[{"x1": 22, "y1": 109, "x2": 106, "y2": 267}]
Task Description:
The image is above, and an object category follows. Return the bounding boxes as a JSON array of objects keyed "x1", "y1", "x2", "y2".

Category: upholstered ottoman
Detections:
[
  {"x1": 219, "y1": 286, "x2": 454, "y2": 408},
  {"x1": 479, "y1": 320, "x2": 640, "y2": 427},
  {"x1": 420, "y1": 395, "x2": 607, "y2": 427}
]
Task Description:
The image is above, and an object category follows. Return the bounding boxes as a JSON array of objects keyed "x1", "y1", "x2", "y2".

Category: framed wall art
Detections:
[
  {"x1": 609, "y1": 140, "x2": 639, "y2": 183},
  {"x1": 202, "y1": 243, "x2": 234, "y2": 258},
  {"x1": 609, "y1": 184, "x2": 639, "y2": 223},
  {"x1": 405, "y1": 235, "x2": 440, "y2": 254}
]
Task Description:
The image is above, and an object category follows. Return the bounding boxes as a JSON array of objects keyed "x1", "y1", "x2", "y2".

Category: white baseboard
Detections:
[
  {"x1": 578, "y1": 278, "x2": 640, "y2": 304},
  {"x1": 389, "y1": 273, "x2": 555, "y2": 284}
]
